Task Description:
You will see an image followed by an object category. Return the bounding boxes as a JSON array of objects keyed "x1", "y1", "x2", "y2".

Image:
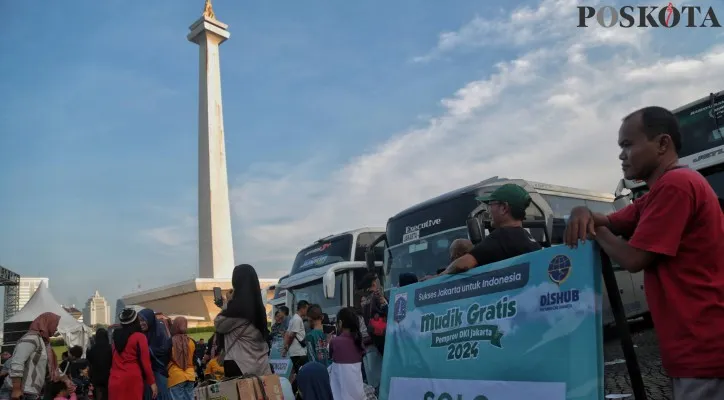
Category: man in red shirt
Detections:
[{"x1": 565, "y1": 106, "x2": 724, "y2": 399}]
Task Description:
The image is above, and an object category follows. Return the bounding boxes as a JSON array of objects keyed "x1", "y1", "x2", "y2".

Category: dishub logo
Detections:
[{"x1": 578, "y1": 3, "x2": 721, "y2": 28}]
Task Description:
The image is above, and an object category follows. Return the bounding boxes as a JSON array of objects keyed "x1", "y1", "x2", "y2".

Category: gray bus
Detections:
[{"x1": 374, "y1": 177, "x2": 649, "y2": 325}]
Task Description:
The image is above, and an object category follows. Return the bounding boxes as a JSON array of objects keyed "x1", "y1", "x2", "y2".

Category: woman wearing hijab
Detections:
[
  {"x1": 86, "y1": 328, "x2": 113, "y2": 400},
  {"x1": 138, "y1": 309, "x2": 172, "y2": 400},
  {"x1": 296, "y1": 362, "x2": 333, "y2": 400},
  {"x1": 214, "y1": 264, "x2": 271, "y2": 377},
  {"x1": 109, "y1": 309, "x2": 156, "y2": 400},
  {"x1": 329, "y1": 307, "x2": 366, "y2": 400},
  {"x1": 167, "y1": 317, "x2": 195, "y2": 400},
  {"x1": 0, "y1": 312, "x2": 72, "y2": 400}
]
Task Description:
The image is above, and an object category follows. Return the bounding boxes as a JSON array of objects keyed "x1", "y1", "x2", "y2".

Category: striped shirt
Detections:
[{"x1": 3, "y1": 333, "x2": 48, "y2": 395}]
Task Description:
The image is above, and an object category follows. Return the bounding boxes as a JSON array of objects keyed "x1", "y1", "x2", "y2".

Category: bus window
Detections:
[
  {"x1": 585, "y1": 200, "x2": 616, "y2": 215},
  {"x1": 540, "y1": 194, "x2": 587, "y2": 218},
  {"x1": 290, "y1": 234, "x2": 353, "y2": 274},
  {"x1": 524, "y1": 201, "x2": 545, "y2": 221}
]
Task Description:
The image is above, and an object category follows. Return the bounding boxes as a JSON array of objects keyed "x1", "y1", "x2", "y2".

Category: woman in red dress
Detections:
[{"x1": 108, "y1": 308, "x2": 157, "y2": 400}]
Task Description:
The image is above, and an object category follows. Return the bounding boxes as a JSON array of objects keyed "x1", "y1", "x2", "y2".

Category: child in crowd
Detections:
[
  {"x1": 72, "y1": 365, "x2": 92, "y2": 399},
  {"x1": 328, "y1": 307, "x2": 365, "y2": 400},
  {"x1": 304, "y1": 305, "x2": 330, "y2": 366},
  {"x1": 49, "y1": 380, "x2": 77, "y2": 400},
  {"x1": 203, "y1": 354, "x2": 225, "y2": 382}
]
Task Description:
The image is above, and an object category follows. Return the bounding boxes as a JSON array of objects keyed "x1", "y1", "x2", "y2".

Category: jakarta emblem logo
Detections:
[
  {"x1": 548, "y1": 254, "x2": 572, "y2": 286},
  {"x1": 393, "y1": 292, "x2": 408, "y2": 323}
]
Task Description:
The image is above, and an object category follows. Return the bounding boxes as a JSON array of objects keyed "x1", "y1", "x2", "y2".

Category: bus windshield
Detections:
[
  {"x1": 288, "y1": 275, "x2": 343, "y2": 316},
  {"x1": 290, "y1": 234, "x2": 353, "y2": 275},
  {"x1": 384, "y1": 193, "x2": 478, "y2": 287},
  {"x1": 386, "y1": 226, "x2": 469, "y2": 288}
]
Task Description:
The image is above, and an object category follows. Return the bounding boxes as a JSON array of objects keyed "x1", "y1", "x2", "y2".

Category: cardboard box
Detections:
[
  {"x1": 194, "y1": 379, "x2": 241, "y2": 400},
  {"x1": 236, "y1": 375, "x2": 284, "y2": 400}
]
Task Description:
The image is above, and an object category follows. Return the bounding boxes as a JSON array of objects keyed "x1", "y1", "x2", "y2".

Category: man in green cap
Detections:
[{"x1": 437, "y1": 183, "x2": 542, "y2": 276}]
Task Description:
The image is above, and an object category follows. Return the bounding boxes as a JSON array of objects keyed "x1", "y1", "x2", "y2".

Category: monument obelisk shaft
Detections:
[{"x1": 188, "y1": 0, "x2": 235, "y2": 279}]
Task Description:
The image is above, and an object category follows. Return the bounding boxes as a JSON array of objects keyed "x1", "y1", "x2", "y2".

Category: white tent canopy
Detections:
[{"x1": 6, "y1": 281, "x2": 93, "y2": 350}]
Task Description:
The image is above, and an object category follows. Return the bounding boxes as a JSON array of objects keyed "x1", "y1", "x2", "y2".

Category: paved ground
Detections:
[{"x1": 604, "y1": 320, "x2": 672, "y2": 399}]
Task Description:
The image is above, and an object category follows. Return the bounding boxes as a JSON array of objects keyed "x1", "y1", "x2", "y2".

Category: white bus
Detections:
[
  {"x1": 280, "y1": 228, "x2": 385, "y2": 320},
  {"x1": 616, "y1": 91, "x2": 724, "y2": 203},
  {"x1": 374, "y1": 177, "x2": 649, "y2": 325},
  {"x1": 267, "y1": 275, "x2": 289, "y2": 316}
]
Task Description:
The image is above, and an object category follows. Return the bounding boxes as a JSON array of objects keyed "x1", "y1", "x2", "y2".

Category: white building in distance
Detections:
[
  {"x1": 83, "y1": 290, "x2": 111, "y2": 326},
  {"x1": 19, "y1": 277, "x2": 49, "y2": 311}
]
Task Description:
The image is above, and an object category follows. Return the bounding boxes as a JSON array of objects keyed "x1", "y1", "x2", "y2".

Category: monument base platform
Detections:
[
  {"x1": 122, "y1": 279, "x2": 231, "y2": 328},
  {"x1": 121, "y1": 278, "x2": 277, "y2": 328}
]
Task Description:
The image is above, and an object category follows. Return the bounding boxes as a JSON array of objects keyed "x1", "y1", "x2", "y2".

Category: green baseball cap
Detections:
[{"x1": 476, "y1": 183, "x2": 531, "y2": 213}]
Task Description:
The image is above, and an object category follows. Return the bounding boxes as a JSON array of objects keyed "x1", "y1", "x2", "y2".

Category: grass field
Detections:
[{"x1": 51, "y1": 332, "x2": 215, "y2": 360}]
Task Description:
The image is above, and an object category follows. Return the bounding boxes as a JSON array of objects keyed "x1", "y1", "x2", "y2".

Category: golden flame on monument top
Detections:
[{"x1": 203, "y1": 0, "x2": 216, "y2": 20}]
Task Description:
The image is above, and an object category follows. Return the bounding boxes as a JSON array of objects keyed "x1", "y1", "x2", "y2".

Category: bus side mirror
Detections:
[
  {"x1": 365, "y1": 249, "x2": 375, "y2": 271},
  {"x1": 466, "y1": 217, "x2": 483, "y2": 245},
  {"x1": 322, "y1": 270, "x2": 336, "y2": 299}
]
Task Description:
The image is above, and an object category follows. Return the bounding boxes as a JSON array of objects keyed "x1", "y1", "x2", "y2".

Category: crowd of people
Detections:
[
  {"x1": 0, "y1": 307, "x2": 204, "y2": 400},
  {"x1": 0, "y1": 262, "x2": 393, "y2": 400},
  {"x1": 211, "y1": 264, "x2": 390, "y2": 399},
  {"x1": 0, "y1": 106, "x2": 722, "y2": 400},
  {"x1": 270, "y1": 295, "x2": 384, "y2": 399}
]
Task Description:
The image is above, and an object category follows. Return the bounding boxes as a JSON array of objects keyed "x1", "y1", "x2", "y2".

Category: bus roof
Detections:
[
  {"x1": 309, "y1": 227, "x2": 385, "y2": 244},
  {"x1": 672, "y1": 90, "x2": 724, "y2": 113},
  {"x1": 389, "y1": 177, "x2": 614, "y2": 221}
]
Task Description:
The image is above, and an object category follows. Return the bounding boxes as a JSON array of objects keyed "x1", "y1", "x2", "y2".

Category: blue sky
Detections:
[{"x1": 1, "y1": 0, "x2": 723, "y2": 315}]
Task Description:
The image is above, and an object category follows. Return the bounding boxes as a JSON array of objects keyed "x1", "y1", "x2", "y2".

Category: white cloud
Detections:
[
  {"x1": 410, "y1": 0, "x2": 647, "y2": 63},
  {"x1": 141, "y1": 223, "x2": 193, "y2": 247},
  {"x1": 139, "y1": 204, "x2": 196, "y2": 248},
  {"x1": 145, "y1": 0, "x2": 724, "y2": 279}
]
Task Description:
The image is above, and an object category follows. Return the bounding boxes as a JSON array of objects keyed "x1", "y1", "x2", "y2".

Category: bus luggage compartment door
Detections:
[
  {"x1": 601, "y1": 269, "x2": 637, "y2": 326},
  {"x1": 628, "y1": 271, "x2": 648, "y2": 318}
]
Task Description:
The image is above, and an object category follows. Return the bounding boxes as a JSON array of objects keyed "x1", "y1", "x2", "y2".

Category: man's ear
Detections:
[
  {"x1": 658, "y1": 134, "x2": 673, "y2": 154},
  {"x1": 501, "y1": 202, "x2": 512, "y2": 215}
]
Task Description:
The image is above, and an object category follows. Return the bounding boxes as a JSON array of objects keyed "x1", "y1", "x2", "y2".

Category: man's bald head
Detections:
[{"x1": 449, "y1": 239, "x2": 473, "y2": 261}]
